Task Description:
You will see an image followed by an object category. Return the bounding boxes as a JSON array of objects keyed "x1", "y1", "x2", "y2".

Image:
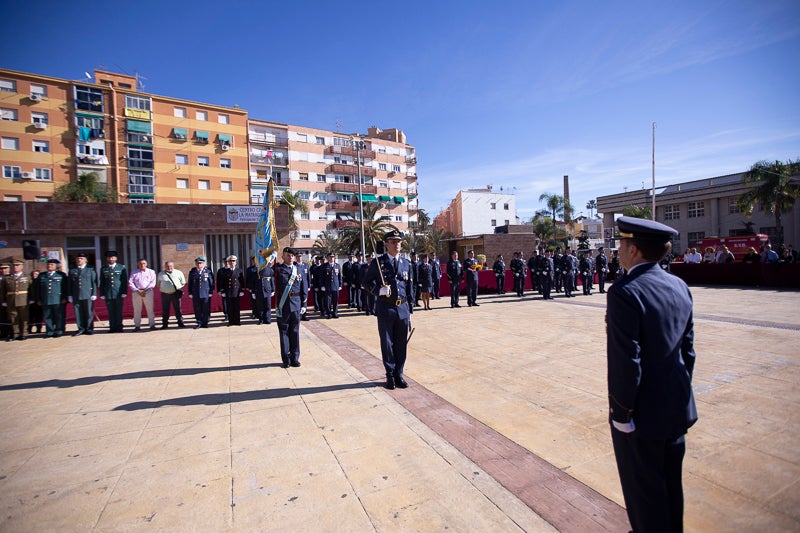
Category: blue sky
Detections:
[{"x1": 2, "y1": 0, "x2": 798, "y2": 221}]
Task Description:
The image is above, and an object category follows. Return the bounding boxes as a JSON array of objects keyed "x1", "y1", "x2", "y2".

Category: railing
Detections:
[
  {"x1": 328, "y1": 219, "x2": 355, "y2": 230},
  {"x1": 327, "y1": 201, "x2": 357, "y2": 210},
  {"x1": 325, "y1": 145, "x2": 376, "y2": 159},
  {"x1": 250, "y1": 156, "x2": 286, "y2": 165},
  {"x1": 248, "y1": 133, "x2": 289, "y2": 147},
  {"x1": 327, "y1": 182, "x2": 377, "y2": 194},
  {"x1": 327, "y1": 163, "x2": 377, "y2": 177}
]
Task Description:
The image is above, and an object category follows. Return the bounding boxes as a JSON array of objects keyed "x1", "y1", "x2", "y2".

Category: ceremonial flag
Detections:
[{"x1": 255, "y1": 180, "x2": 279, "y2": 273}]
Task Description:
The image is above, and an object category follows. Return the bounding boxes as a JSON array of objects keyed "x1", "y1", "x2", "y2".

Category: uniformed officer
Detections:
[
  {"x1": 350, "y1": 252, "x2": 363, "y2": 310},
  {"x1": 99, "y1": 250, "x2": 128, "y2": 332},
  {"x1": 0, "y1": 259, "x2": 32, "y2": 340},
  {"x1": 217, "y1": 255, "x2": 245, "y2": 325},
  {"x1": 409, "y1": 251, "x2": 421, "y2": 307},
  {"x1": 596, "y1": 247, "x2": 609, "y2": 293},
  {"x1": 607, "y1": 216, "x2": 697, "y2": 533},
  {"x1": 579, "y1": 251, "x2": 593, "y2": 295},
  {"x1": 540, "y1": 250, "x2": 555, "y2": 300},
  {"x1": 446, "y1": 250, "x2": 463, "y2": 308},
  {"x1": 363, "y1": 230, "x2": 414, "y2": 390},
  {"x1": 37, "y1": 258, "x2": 68, "y2": 337},
  {"x1": 342, "y1": 253, "x2": 355, "y2": 308},
  {"x1": 320, "y1": 252, "x2": 342, "y2": 318},
  {"x1": 492, "y1": 254, "x2": 506, "y2": 294},
  {"x1": 527, "y1": 250, "x2": 540, "y2": 294},
  {"x1": 310, "y1": 255, "x2": 324, "y2": 315},
  {"x1": 247, "y1": 256, "x2": 274, "y2": 324},
  {"x1": 275, "y1": 247, "x2": 308, "y2": 367},
  {"x1": 361, "y1": 254, "x2": 376, "y2": 315},
  {"x1": 463, "y1": 250, "x2": 479, "y2": 306},
  {"x1": 429, "y1": 252, "x2": 442, "y2": 299},
  {"x1": 610, "y1": 249, "x2": 623, "y2": 280},
  {"x1": 68, "y1": 253, "x2": 98, "y2": 335},
  {"x1": 294, "y1": 252, "x2": 312, "y2": 321},
  {"x1": 188, "y1": 256, "x2": 214, "y2": 328},
  {"x1": 553, "y1": 247, "x2": 564, "y2": 292},
  {"x1": 509, "y1": 251, "x2": 526, "y2": 296},
  {"x1": 561, "y1": 248, "x2": 576, "y2": 298}
]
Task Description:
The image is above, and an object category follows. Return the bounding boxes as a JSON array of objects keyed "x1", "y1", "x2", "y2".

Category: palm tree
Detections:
[
  {"x1": 586, "y1": 199, "x2": 598, "y2": 219},
  {"x1": 402, "y1": 231, "x2": 429, "y2": 255},
  {"x1": 280, "y1": 190, "x2": 309, "y2": 245},
  {"x1": 416, "y1": 209, "x2": 431, "y2": 232},
  {"x1": 338, "y1": 203, "x2": 397, "y2": 254},
  {"x1": 622, "y1": 204, "x2": 652, "y2": 219},
  {"x1": 737, "y1": 159, "x2": 800, "y2": 245},
  {"x1": 53, "y1": 171, "x2": 117, "y2": 202},
  {"x1": 538, "y1": 193, "x2": 572, "y2": 241},
  {"x1": 312, "y1": 231, "x2": 342, "y2": 256},
  {"x1": 532, "y1": 216, "x2": 554, "y2": 247},
  {"x1": 425, "y1": 226, "x2": 453, "y2": 257}
]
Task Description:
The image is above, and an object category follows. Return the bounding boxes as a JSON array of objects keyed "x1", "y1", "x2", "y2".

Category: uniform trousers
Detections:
[
  {"x1": 514, "y1": 273, "x2": 524, "y2": 296},
  {"x1": 376, "y1": 304, "x2": 409, "y2": 379},
  {"x1": 131, "y1": 291, "x2": 155, "y2": 327},
  {"x1": 432, "y1": 276, "x2": 440, "y2": 298},
  {"x1": 612, "y1": 429, "x2": 686, "y2": 533},
  {"x1": 598, "y1": 271, "x2": 607, "y2": 293},
  {"x1": 43, "y1": 304, "x2": 64, "y2": 336},
  {"x1": 105, "y1": 297, "x2": 125, "y2": 332},
  {"x1": 450, "y1": 281, "x2": 461, "y2": 306},
  {"x1": 6, "y1": 305, "x2": 29, "y2": 338},
  {"x1": 541, "y1": 276, "x2": 553, "y2": 299},
  {"x1": 495, "y1": 274, "x2": 505, "y2": 294},
  {"x1": 465, "y1": 277, "x2": 478, "y2": 306},
  {"x1": 224, "y1": 296, "x2": 241, "y2": 325},
  {"x1": 276, "y1": 308, "x2": 301, "y2": 365},
  {"x1": 192, "y1": 297, "x2": 211, "y2": 327},
  {"x1": 73, "y1": 299, "x2": 94, "y2": 333}
]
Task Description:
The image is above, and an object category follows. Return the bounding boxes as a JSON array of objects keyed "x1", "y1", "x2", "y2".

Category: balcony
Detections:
[
  {"x1": 406, "y1": 156, "x2": 417, "y2": 165},
  {"x1": 325, "y1": 144, "x2": 376, "y2": 159},
  {"x1": 327, "y1": 201, "x2": 357, "y2": 211},
  {"x1": 327, "y1": 163, "x2": 376, "y2": 177},
  {"x1": 248, "y1": 133, "x2": 288, "y2": 147},
  {"x1": 77, "y1": 155, "x2": 109, "y2": 165},
  {"x1": 406, "y1": 172, "x2": 417, "y2": 181},
  {"x1": 250, "y1": 155, "x2": 286, "y2": 166},
  {"x1": 328, "y1": 182, "x2": 377, "y2": 195},
  {"x1": 328, "y1": 219, "x2": 356, "y2": 230}
]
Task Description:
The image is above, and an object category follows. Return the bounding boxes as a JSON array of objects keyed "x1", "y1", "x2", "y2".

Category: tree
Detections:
[
  {"x1": 577, "y1": 229, "x2": 591, "y2": 250},
  {"x1": 425, "y1": 226, "x2": 453, "y2": 258},
  {"x1": 338, "y1": 203, "x2": 397, "y2": 254},
  {"x1": 416, "y1": 209, "x2": 431, "y2": 232},
  {"x1": 737, "y1": 159, "x2": 800, "y2": 245},
  {"x1": 532, "y1": 215, "x2": 554, "y2": 248},
  {"x1": 53, "y1": 171, "x2": 117, "y2": 203},
  {"x1": 311, "y1": 231, "x2": 342, "y2": 256},
  {"x1": 538, "y1": 192, "x2": 572, "y2": 241},
  {"x1": 586, "y1": 199, "x2": 598, "y2": 219},
  {"x1": 622, "y1": 204, "x2": 652, "y2": 219},
  {"x1": 279, "y1": 190, "x2": 309, "y2": 245}
]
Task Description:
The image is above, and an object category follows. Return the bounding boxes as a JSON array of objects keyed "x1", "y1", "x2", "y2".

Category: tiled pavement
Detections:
[{"x1": 0, "y1": 285, "x2": 798, "y2": 532}]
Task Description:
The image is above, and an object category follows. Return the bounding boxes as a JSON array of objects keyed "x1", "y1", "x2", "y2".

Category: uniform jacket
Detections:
[
  {"x1": 596, "y1": 253, "x2": 608, "y2": 272},
  {"x1": 68, "y1": 266, "x2": 98, "y2": 300},
  {"x1": 38, "y1": 270, "x2": 68, "y2": 305},
  {"x1": 296, "y1": 261, "x2": 311, "y2": 291},
  {"x1": 509, "y1": 257, "x2": 526, "y2": 277},
  {"x1": 463, "y1": 258, "x2": 479, "y2": 282},
  {"x1": 447, "y1": 259, "x2": 463, "y2": 282},
  {"x1": 1, "y1": 273, "x2": 32, "y2": 307},
  {"x1": 430, "y1": 258, "x2": 442, "y2": 280},
  {"x1": 188, "y1": 266, "x2": 215, "y2": 298},
  {"x1": 274, "y1": 262, "x2": 308, "y2": 314},
  {"x1": 492, "y1": 260, "x2": 506, "y2": 277},
  {"x1": 606, "y1": 263, "x2": 698, "y2": 440},
  {"x1": 349, "y1": 261, "x2": 362, "y2": 285},
  {"x1": 417, "y1": 262, "x2": 433, "y2": 292},
  {"x1": 342, "y1": 261, "x2": 353, "y2": 286},
  {"x1": 99, "y1": 263, "x2": 128, "y2": 299},
  {"x1": 363, "y1": 253, "x2": 414, "y2": 319},
  {"x1": 321, "y1": 262, "x2": 342, "y2": 291},
  {"x1": 216, "y1": 267, "x2": 244, "y2": 297}
]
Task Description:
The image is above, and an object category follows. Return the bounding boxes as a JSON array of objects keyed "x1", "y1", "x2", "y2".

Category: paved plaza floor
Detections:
[{"x1": 0, "y1": 285, "x2": 798, "y2": 532}]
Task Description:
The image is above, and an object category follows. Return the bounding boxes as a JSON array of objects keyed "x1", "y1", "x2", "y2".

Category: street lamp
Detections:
[{"x1": 350, "y1": 135, "x2": 366, "y2": 259}]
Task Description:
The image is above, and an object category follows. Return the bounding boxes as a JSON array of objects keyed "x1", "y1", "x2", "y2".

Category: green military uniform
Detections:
[
  {"x1": 38, "y1": 259, "x2": 68, "y2": 337},
  {"x1": 68, "y1": 255, "x2": 98, "y2": 335},
  {"x1": 99, "y1": 251, "x2": 128, "y2": 332},
  {"x1": 0, "y1": 260, "x2": 33, "y2": 341},
  {"x1": 0, "y1": 263, "x2": 10, "y2": 340}
]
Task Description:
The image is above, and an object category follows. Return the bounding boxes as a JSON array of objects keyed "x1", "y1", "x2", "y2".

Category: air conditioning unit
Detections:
[
  {"x1": 29, "y1": 93, "x2": 42, "y2": 102},
  {"x1": 33, "y1": 122, "x2": 47, "y2": 129},
  {"x1": 20, "y1": 172, "x2": 34, "y2": 180},
  {"x1": 141, "y1": 135, "x2": 150, "y2": 143},
  {"x1": 221, "y1": 144, "x2": 230, "y2": 151}
]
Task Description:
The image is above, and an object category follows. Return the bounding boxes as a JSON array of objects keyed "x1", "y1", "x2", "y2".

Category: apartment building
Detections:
[
  {"x1": 1, "y1": 68, "x2": 419, "y2": 252},
  {"x1": 433, "y1": 187, "x2": 518, "y2": 237}
]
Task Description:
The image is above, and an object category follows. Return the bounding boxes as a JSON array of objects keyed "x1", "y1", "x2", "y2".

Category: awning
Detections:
[
  {"x1": 393, "y1": 196, "x2": 406, "y2": 203},
  {"x1": 127, "y1": 120, "x2": 151, "y2": 133},
  {"x1": 296, "y1": 190, "x2": 310, "y2": 195},
  {"x1": 378, "y1": 195, "x2": 391, "y2": 201},
  {"x1": 355, "y1": 193, "x2": 378, "y2": 203},
  {"x1": 76, "y1": 111, "x2": 104, "y2": 118},
  {"x1": 173, "y1": 127, "x2": 188, "y2": 138},
  {"x1": 218, "y1": 133, "x2": 231, "y2": 142},
  {"x1": 195, "y1": 131, "x2": 209, "y2": 140}
]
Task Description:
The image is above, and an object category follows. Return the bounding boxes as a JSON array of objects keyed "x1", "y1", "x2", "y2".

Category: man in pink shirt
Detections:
[{"x1": 128, "y1": 258, "x2": 157, "y2": 330}]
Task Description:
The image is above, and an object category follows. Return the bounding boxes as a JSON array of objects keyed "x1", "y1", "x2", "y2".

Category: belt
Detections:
[
  {"x1": 289, "y1": 291, "x2": 300, "y2": 297},
  {"x1": 11, "y1": 290, "x2": 28, "y2": 295},
  {"x1": 382, "y1": 298, "x2": 406, "y2": 306}
]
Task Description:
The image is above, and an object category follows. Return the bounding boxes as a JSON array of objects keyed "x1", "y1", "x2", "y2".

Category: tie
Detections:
[{"x1": 393, "y1": 258, "x2": 398, "y2": 271}]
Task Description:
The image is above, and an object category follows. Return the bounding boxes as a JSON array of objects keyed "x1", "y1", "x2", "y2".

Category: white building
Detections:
[{"x1": 434, "y1": 187, "x2": 519, "y2": 236}]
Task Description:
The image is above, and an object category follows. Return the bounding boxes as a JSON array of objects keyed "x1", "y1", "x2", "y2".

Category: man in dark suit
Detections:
[
  {"x1": 342, "y1": 253, "x2": 355, "y2": 308},
  {"x1": 350, "y1": 252, "x2": 363, "y2": 310},
  {"x1": 320, "y1": 252, "x2": 342, "y2": 318},
  {"x1": 446, "y1": 250, "x2": 463, "y2": 308},
  {"x1": 99, "y1": 250, "x2": 128, "y2": 332},
  {"x1": 188, "y1": 256, "x2": 214, "y2": 328},
  {"x1": 363, "y1": 230, "x2": 414, "y2": 390},
  {"x1": 294, "y1": 252, "x2": 312, "y2": 321},
  {"x1": 217, "y1": 255, "x2": 245, "y2": 325},
  {"x1": 276, "y1": 247, "x2": 308, "y2": 368},
  {"x1": 68, "y1": 253, "x2": 98, "y2": 335},
  {"x1": 429, "y1": 253, "x2": 442, "y2": 299},
  {"x1": 463, "y1": 250, "x2": 479, "y2": 306},
  {"x1": 606, "y1": 216, "x2": 697, "y2": 533}
]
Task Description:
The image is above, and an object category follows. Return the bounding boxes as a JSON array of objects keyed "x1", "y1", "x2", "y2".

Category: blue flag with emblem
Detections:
[{"x1": 255, "y1": 179, "x2": 279, "y2": 273}]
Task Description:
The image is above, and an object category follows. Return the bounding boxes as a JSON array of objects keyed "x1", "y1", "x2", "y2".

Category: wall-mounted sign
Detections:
[
  {"x1": 226, "y1": 206, "x2": 261, "y2": 223},
  {"x1": 176, "y1": 243, "x2": 189, "y2": 251}
]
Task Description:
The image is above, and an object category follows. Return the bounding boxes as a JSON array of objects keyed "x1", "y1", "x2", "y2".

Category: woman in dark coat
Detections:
[{"x1": 417, "y1": 254, "x2": 434, "y2": 310}]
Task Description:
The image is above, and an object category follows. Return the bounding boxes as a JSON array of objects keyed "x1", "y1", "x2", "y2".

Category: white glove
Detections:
[
  {"x1": 321, "y1": 287, "x2": 326, "y2": 291},
  {"x1": 379, "y1": 286, "x2": 390, "y2": 297},
  {"x1": 189, "y1": 295, "x2": 193, "y2": 299},
  {"x1": 1, "y1": 303, "x2": 6, "y2": 307},
  {"x1": 90, "y1": 295, "x2": 97, "y2": 301},
  {"x1": 100, "y1": 296, "x2": 106, "y2": 300},
  {"x1": 68, "y1": 296, "x2": 73, "y2": 303},
  {"x1": 612, "y1": 419, "x2": 636, "y2": 433},
  {"x1": 122, "y1": 294, "x2": 126, "y2": 298},
  {"x1": 300, "y1": 307, "x2": 307, "y2": 315},
  {"x1": 270, "y1": 292, "x2": 275, "y2": 297},
  {"x1": 238, "y1": 292, "x2": 244, "y2": 297},
  {"x1": 251, "y1": 294, "x2": 256, "y2": 299},
  {"x1": 29, "y1": 300, "x2": 34, "y2": 305}
]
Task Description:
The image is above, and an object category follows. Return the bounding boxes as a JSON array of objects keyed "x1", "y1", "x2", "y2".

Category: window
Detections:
[
  {"x1": 491, "y1": 219, "x2": 497, "y2": 226},
  {"x1": 176, "y1": 178, "x2": 188, "y2": 189},
  {"x1": 379, "y1": 163, "x2": 387, "y2": 171},
  {"x1": 490, "y1": 202, "x2": 496, "y2": 209},
  {"x1": 687, "y1": 232, "x2": 705, "y2": 245},
  {"x1": 33, "y1": 140, "x2": 50, "y2": 153},
  {"x1": 664, "y1": 204, "x2": 680, "y2": 220},
  {"x1": 34, "y1": 168, "x2": 52, "y2": 181},
  {"x1": 35, "y1": 196, "x2": 51, "y2": 202},
  {"x1": 300, "y1": 231, "x2": 311, "y2": 239},
  {"x1": 174, "y1": 107, "x2": 187, "y2": 118},
  {"x1": 198, "y1": 156, "x2": 209, "y2": 167},
  {"x1": 77, "y1": 144, "x2": 105, "y2": 156},
  {"x1": 0, "y1": 79, "x2": 17, "y2": 92},
  {"x1": 76, "y1": 115, "x2": 103, "y2": 129},
  {"x1": 315, "y1": 136, "x2": 325, "y2": 145},
  {"x1": 127, "y1": 146, "x2": 154, "y2": 169},
  {"x1": 394, "y1": 215, "x2": 403, "y2": 222},
  {"x1": 300, "y1": 212, "x2": 310, "y2": 220},
  {"x1": 176, "y1": 154, "x2": 188, "y2": 165},
  {"x1": 298, "y1": 172, "x2": 309, "y2": 181},
  {"x1": 75, "y1": 85, "x2": 104, "y2": 112},
  {"x1": 687, "y1": 201, "x2": 705, "y2": 218},
  {"x1": 316, "y1": 174, "x2": 326, "y2": 182},
  {"x1": 505, "y1": 220, "x2": 510, "y2": 225},
  {"x1": 128, "y1": 170, "x2": 154, "y2": 194},
  {"x1": 129, "y1": 197, "x2": 155, "y2": 204},
  {"x1": 297, "y1": 191, "x2": 311, "y2": 200},
  {"x1": 393, "y1": 165, "x2": 401, "y2": 172},
  {"x1": 728, "y1": 198, "x2": 742, "y2": 214},
  {"x1": 4, "y1": 195, "x2": 22, "y2": 202},
  {"x1": 2, "y1": 137, "x2": 19, "y2": 150},
  {"x1": 31, "y1": 112, "x2": 48, "y2": 125},
  {"x1": 220, "y1": 158, "x2": 231, "y2": 169},
  {"x1": 296, "y1": 133, "x2": 308, "y2": 142},
  {"x1": 125, "y1": 95, "x2": 151, "y2": 111},
  {"x1": 196, "y1": 110, "x2": 207, "y2": 121},
  {"x1": 30, "y1": 84, "x2": 47, "y2": 97},
  {"x1": 221, "y1": 181, "x2": 232, "y2": 192},
  {"x1": 3, "y1": 165, "x2": 21, "y2": 178},
  {"x1": 1, "y1": 108, "x2": 17, "y2": 121},
  {"x1": 218, "y1": 114, "x2": 229, "y2": 124},
  {"x1": 334, "y1": 136, "x2": 349, "y2": 146},
  {"x1": 198, "y1": 180, "x2": 210, "y2": 190},
  {"x1": 504, "y1": 203, "x2": 509, "y2": 210},
  {"x1": 378, "y1": 180, "x2": 388, "y2": 188}
]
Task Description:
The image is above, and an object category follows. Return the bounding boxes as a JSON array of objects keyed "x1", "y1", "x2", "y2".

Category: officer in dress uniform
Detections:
[
  {"x1": 320, "y1": 252, "x2": 342, "y2": 319},
  {"x1": 294, "y1": 252, "x2": 312, "y2": 321},
  {"x1": 429, "y1": 253, "x2": 442, "y2": 299},
  {"x1": 463, "y1": 250, "x2": 480, "y2": 306},
  {"x1": 492, "y1": 255, "x2": 506, "y2": 294},
  {"x1": 360, "y1": 254, "x2": 376, "y2": 315},
  {"x1": 247, "y1": 256, "x2": 274, "y2": 324},
  {"x1": 561, "y1": 248, "x2": 575, "y2": 298},
  {"x1": 607, "y1": 216, "x2": 697, "y2": 533},
  {"x1": 99, "y1": 250, "x2": 128, "y2": 332},
  {"x1": 579, "y1": 251, "x2": 593, "y2": 295},
  {"x1": 1, "y1": 259, "x2": 32, "y2": 341},
  {"x1": 37, "y1": 258, "x2": 68, "y2": 337},
  {"x1": 509, "y1": 251, "x2": 525, "y2": 297},
  {"x1": 363, "y1": 230, "x2": 414, "y2": 390},
  {"x1": 275, "y1": 247, "x2": 308, "y2": 368},
  {"x1": 553, "y1": 247, "x2": 564, "y2": 292},
  {"x1": 540, "y1": 250, "x2": 555, "y2": 300},
  {"x1": 342, "y1": 253, "x2": 355, "y2": 308},
  {"x1": 310, "y1": 255, "x2": 324, "y2": 315},
  {"x1": 446, "y1": 251, "x2": 463, "y2": 307},
  {"x1": 409, "y1": 251, "x2": 421, "y2": 307},
  {"x1": 188, "y1": 256, "x2": 214, "y2": 328},
  {"x1": 610, "y1": 249, "x2": 623, "y2": 280},
  {"x1": 596, "y1": 247, "x2": 609, "y2": 293},
  {"x1": 527, "y1": 250, "x2": 540, "y2": 294},
  {"x1": 350, "y1": 252, "x2": 363, "y2": 310},
  {"x1": 68, "y1": 253, "x2": 98, "y2": 335},
  {"x1": 217, "y1": 255, "x2": 245, "y2": 326}
]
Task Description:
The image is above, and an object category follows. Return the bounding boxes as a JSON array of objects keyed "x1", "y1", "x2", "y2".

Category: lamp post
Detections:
[{"x1": 351, "y1": 135, "x2": 367, "y2": 259}]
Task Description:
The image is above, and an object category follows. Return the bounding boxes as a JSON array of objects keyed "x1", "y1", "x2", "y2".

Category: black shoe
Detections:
[
  {"x1": 85, "y1": 331, "x2": 93, "y2": 335},
  {"x1": 178, "y1": 323, "x2": 186, "y2": 328},
  {"x1": 161, "y1": 324, "x2": 168, "y2": 329},
  {"x1": 454, "y1": 304, "x2": 462, "y2": 308},
  {"x1": 73, "y1": 331, "x2": 84, "y2": 336},
  {"x1": 133, "y1": 327, "x2": 140, "y2": 331},
  {"x1": 385, "y1": 377, "x2": 396, "y2": 390},
  {"x1": 290, "y1": 361, "x2": 301, "y2": 367},
  {"x1": 473, "y1": 303, "x2": 480, "y2": 306},
  {"x1": 281, "y1": 362, "x2": 289, "y2": 369},
  {"x1": 395, "y1": 377, "x2": 408, "y2": 389}
]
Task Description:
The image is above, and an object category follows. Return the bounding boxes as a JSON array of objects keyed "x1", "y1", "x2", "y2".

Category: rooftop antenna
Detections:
[
  {"x1": 135, "y1": 71, "x2": 147, "y2": 91},
  {"x1": 335, "y1": 118, "x2": 343, "y2": 132}
]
